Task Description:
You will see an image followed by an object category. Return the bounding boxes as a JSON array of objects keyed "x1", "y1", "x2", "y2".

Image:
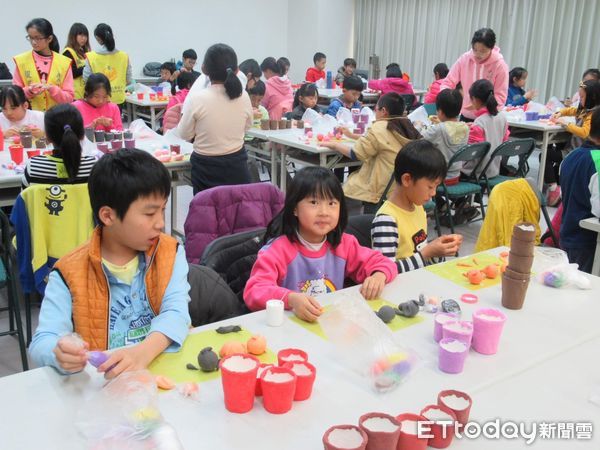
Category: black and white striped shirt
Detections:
[
  {"x1": 22, "y1": 155, "x2": 96, "y2": 187},
  {"x1": 371, "y1": 214, "x2": 428, "y2": 273}
]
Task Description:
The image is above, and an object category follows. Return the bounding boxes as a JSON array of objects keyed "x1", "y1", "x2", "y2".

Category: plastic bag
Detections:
[
  {"x1": 524, "y1": 101, "x2": 549, "y2": 114},
  {"x1": 76, "y1": 370, "x2": 185, "y2": 450},
  {"x1": 133, "y1": 83, "x2": 154, "y2": 94},
  {"x1": 546, "y1": 96, "x2": 565, "y2": 112},
  {"x1": 360, "y1": 106, "x2": 375, "y2": 125},
  {"x1": 336, "y1": 107, "x2": 354, "y2": 127},
  {"x1": 537, "y1": 263, "x2": 591, "y2": 290},
  {"x1": 319, "y1": 292, "x2": 420, "y2": 393}
]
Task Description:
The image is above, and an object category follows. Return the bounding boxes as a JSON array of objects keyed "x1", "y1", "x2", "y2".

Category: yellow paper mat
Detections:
[
  {"x1": 148, "y1": 328, "x2": 276, "y2": 383},
  {"x1": 289, "y1": 298, "x2": 425, "y2": 340},
  {"x1": 425, "y1": 252, "x2": 505, "y2": 290}
]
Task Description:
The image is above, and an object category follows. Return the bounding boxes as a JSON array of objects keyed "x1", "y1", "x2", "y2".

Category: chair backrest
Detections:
[
  {"x1": 346, "y1": 214, "x2": 375, "y2": 248},
  {"x1": 10, "y1": 183, "x2": 95, "y2": 294},
  {"x1": 479, "y1": 138, "x2": 536, "y2": 179},
  {"x1": 184, "y1": 183, "x2": 284, "y2": 264},
  {"x1": 423, "y1": 103, "x2": 437, "y2": 115},
  {"x1": 200, "y1": 228, "x2": 266, "y2": 304},
  {"x1": 401, "y1": 94, "x2": 416, "y2": 112},
  {"x1": 447, "y1": 142, "x2": 491, "y2": 180},
  {"x1": 187, "y1": 264, "x2": 247, "y2": 327}
]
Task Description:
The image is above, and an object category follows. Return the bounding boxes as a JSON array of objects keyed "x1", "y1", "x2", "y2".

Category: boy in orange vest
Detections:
[{"x1": 29, "y1": 149, "x2": 191, "y2": 377}]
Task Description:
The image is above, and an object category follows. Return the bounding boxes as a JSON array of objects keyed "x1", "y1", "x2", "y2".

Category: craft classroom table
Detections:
[
  {"x1": 506, "y1": 119, "x2": 571, "y2": 192},
  {"x1": 246, "y1": 127, "x2": 360, "y2": 192},
  {"x1": 124, "y1": 95, "x2": 169, "y2": 132},
  {"x1": 318, "y1": 87, "x2": 428, "y2": 104},
  {"x1": 1, "y1": 247, "x2": 598, "y2": 449},
  {"x1": 580, "y1": 217, "x2": 600, "y2": 276}
]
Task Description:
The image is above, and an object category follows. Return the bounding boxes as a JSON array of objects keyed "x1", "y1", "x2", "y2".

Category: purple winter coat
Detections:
[{"x1": 184, "y1": 183, "x2": 285, "y2": 264}]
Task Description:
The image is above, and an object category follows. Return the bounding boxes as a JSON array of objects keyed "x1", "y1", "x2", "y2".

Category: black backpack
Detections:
[
  {"x1": 143, "y1": 62, "x2": 162, "y2": 77},
  {"x1": 0, "y1": 63, "x2": 12, "y2": 80}
]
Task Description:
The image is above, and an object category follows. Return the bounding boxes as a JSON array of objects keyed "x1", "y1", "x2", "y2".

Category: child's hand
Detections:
[
  {"x1": 5, "y1": 126, "x2": 19, "y2": 138},
  {"x1": 29, "y1": 125, "x2": 44, "y2": 139},
  {"x1": 319, "y1": 141, "x2": 337, "y2": 149},
  {"x1": 288, "y1": 292, "x2": 322, "y2": 322},
  {"x1": 253, "y1": 108, "x2": 263, "y2": 119},
  {"x1": 429, "y1": 115, "x2": 440, "y2": 124},
  {"x1": 95, "y1": 117, "x2": 113, "y2": 127},
  {"x1": 98, "y1": 345, "x2": 150, "y2": 379},
  {"x1": 29, "y1": 83, "x2": 44, "y2": 95},
  {"x1": 563, "y1": 97, "x2": 572, "y2": 107},
  {"x1": 525, "y1": 89, "x2": 538, "y2": 100},
  {"x1": 360, "y1": 271, "x2": 387, "y2": 300},
  {"x1": 421, "y1": 235, "x2": 461, "y2": 259},
  {"x1": 551, "y1": 111, "x2": 562, "y2": 120},
  {"x1": 53, "y1": 335, "x2": 89, "y2": 373},
  {"x1": 556, "y1": 117, "x2": 569, "y2": 127}
]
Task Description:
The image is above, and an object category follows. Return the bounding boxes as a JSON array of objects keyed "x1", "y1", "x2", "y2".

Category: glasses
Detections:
[{"x1": 26, "y1": 35, "x2": 48, "y2": 43}]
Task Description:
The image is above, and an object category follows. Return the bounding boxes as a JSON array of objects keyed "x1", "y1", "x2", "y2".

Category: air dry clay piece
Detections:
[
  {"x1": 376, "y1": 305, "x2": 396, "y2": 323},
  {"x1": 323, "y1": 425, "x2": 368, "y2": 450},
  {"x1": 359, "y1": 413, "x2": 401, "y2": 450},
  {"x1": 246, "y1": 335, "x2": 267, "y2": 355},
  {"x1": 219, "y1": 341, "x2": 247, "y2": 358},
  {"x1": 395, "y1": 300, "x2": 420, "y2": 318},
  {"x1": 216, "y1": 325, "x2": 242, "y2": 334},
  {"x1": 186, "y1": 346, "x2": 220, "y2": 372}
]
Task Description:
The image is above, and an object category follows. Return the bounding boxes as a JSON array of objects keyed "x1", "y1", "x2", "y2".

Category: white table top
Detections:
[
  {"x1": 1, "y1": 247, "x2": 599, "y2": 449},
  {"x1": 580, "y1": 217, "x2": 600, "y2": 232},
  {"x1": 125, "y1": 95, "x2": 169, "y2": 107},
  {"x1": 318, "y1": 88, "x2": 380, "y2": 100},
  {"x1": 506, "y1": 119, "x2": 564, "y2": 132},
  {"x1": 135, "y1": 76, "x2": 161, "y2": 85},
  {"x1": 246, "y1": 127, "x2": 355, "y2": 154}
]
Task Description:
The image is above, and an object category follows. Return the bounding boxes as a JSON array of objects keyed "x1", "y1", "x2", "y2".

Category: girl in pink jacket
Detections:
[
  {"x1": 244, "y1": 167, "x2": 398, "y2": 322},
  {"x1": 260, "y1": 57, "x2": 293, "y2": 120},
  {"x1": 440, "y1": 28, "x2": 508, "y2": 120},
  {"x1": 368, "y1": 63, "x2": 415, "y2": 97},
  {"x1": 424, "y1": 63, "x2": 449, "y2": 104}
]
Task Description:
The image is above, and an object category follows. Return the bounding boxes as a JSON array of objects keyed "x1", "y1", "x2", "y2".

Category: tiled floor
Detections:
[{"x1": 0, "y1": 152, "x2": 555, "y2": 378}]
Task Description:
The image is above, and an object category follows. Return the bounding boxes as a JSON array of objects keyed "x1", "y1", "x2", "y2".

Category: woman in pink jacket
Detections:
[
  {"x1": 260, "y1": 57, "x2": 293, "y2": 120},
  {"x1": 440, "y1": 28, "x2": 508, "y2": 121}
]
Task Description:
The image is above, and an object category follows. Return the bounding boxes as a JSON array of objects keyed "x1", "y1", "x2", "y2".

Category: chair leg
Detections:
[
  {"x1": 478, "y1": 193, "x2": 486, "y2": 219},
  {"x1": 7, "y1": 258, "x2": 28, "y2": 371},
  {"x1": 25, "y1": 293, "x2": 32, "y2": 346},
  {"x1": 542, "y1": 205, "x2": 558, "y2": 247},
  {"x1": 433, "y1": 204, "x2": 442, "y2": 237}
]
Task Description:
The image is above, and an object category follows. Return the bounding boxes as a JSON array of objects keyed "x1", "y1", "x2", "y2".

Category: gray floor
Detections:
[{"x1": 0, "y1": 151, "x2": 555, "y2": 378}]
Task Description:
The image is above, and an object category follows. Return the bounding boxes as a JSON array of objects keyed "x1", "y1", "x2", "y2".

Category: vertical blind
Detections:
[{"x1": 354, "y1": 0, "x2": 600, "y2": 102}]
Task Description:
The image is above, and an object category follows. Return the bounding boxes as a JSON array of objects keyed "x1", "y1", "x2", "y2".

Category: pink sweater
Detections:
[
  {"x1": 243, "y1": 233, "x2": 398, "y2": 311},
  {"x1": 261, "y1": 76, "x2": 293, "y2": 120},
  {"x1": 440, "y1": 47, "x2": 508, "y2": 119},
  {"x1": 73, "y1": 100, "x2": 123, "y2": 131},
  {"x1": 167, "y1": 89, "x2": 189, "y2": 110},
  {"x1": 368, "y1": 78, "x2": 414, "y2": 97},
  {"x1": 12, "y1": 51, "x2": 74, "y2": 104},
  {"x1": 424, "y1": 79, "x2": 444, "y2": 104}
]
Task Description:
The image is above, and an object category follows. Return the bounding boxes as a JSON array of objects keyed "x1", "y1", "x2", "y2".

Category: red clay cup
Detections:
[
  {"x1": 283, "y1": 360, "x2": 316, "y2": 401},
  {"x1": 395, "y1": 413, "x2": 428, "y2": 450},
  {"x1": 323, "y1": 425, "x2": 368, "y2": 450},
  {"x1": 437, "y1": 389, "x2": 473, "y2": 428},
  {"x1": 471, "y1": 308, "x2": 507, "y2": 355},
  {"x1": 277, "y1": 348, "x2": 308, "y2": 366},
  {"x1": 111, "y1": 140, "x2": 123, "y2": 150},
  {"x1": 255, "y1": 363, "x2": 274, "y2": 397},
  {"x1": 137, "y1": 92, "x2": 144, "y2": 100},
  {"x1": 26, "y1": 149, "x2": 41, "y2": 159},
  {"x1": 170, "y1": 144, "x2": 181, "y2": 154},
  {"x1": 419, "y1": 404, "x2": 457, "y2": 449},
  {"x1": 149, "y1": 93, "x2": 157, "y2": 101},
  {"x1": 260, "y1": 366, "x2": 297, "y2": 414},
  {"x1": 358, "y1": 412, "x2": 401, "y2": 450},
  {"x1": 9, "y1": 145, "x2": 24, "y2": 165},
  {"x1": 219, "y1": 353, "x2": 259, "y2": 414}
]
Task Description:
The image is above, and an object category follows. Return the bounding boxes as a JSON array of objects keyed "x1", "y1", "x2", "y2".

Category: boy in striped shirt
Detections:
[{"x1": 371, "y1": 140, "x2": 463, "y2": 272}]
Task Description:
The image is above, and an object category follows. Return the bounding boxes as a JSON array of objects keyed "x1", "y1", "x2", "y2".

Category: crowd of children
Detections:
[{"x1": 1, "y1": 17, "x2": 598, "y2": 381}]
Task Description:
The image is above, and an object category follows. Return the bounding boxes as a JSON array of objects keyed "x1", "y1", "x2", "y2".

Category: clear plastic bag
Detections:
[
  {"x1": 545, "y1": 96, "x2": 565, "y2": 112},
  {"x1": 76, "y1": 370, "x2": 185, "y2": 450},
  {"x1": 319, "y1": 293, "x2": 420, "y2": 393},
  {"x1": 537, "y1": 263, "x2": 591, "y2": 290}
]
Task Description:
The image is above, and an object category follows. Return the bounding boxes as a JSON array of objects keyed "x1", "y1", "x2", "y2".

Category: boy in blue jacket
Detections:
[{"x1": 30, "y1": 149, "x2": 191, "y2": 376}]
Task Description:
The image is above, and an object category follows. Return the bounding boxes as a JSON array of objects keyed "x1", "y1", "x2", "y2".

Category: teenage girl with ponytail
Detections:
[
  {"x1": 462, "y1": 79, "x2": 509, "y2": 179},
  {"x1": 13, "y1": 18, "x2": 74, "y2": 111},
  {"x1": 23, "y1": 104, "x2": 96, "y2": 187},
  {"x1": 176, "y1": 43, "x2": 253, "y2": 193},
  {"x1": 83, "y1": 23, "x2": 132, "y2": 106}
]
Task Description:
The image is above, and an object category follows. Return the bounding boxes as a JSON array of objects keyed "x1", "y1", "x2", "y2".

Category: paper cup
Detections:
[
  {"x1": 507, "y1": 252, "x2": 534, "y2": 273},
  {"x1": 358, "y1": 412, "x2": 401, "y2": 450},
  {"x1": 112, "y1": 131, "x2": 123, "y2": 141},
  {"x1": 323, "y1": 425, "x2": 368, "y2": 450},
  {"x1": 296, "y1": 119, "x2": 304, "y2": 129},
  {"x1": 278, "y1": 119, "x2": 288, "y2": 129},
  {"x1": 105, "y1": 132, "x2": 114, "y2": 141},
  {"x1": 149, "y1": 93, "x2": 157, "y2": 101},
  {"x1": 255, "y1": 363, "x2": 274, "y2": 396},
  {"x1": 266, "y1": 299, "x2": 284, "y2": 326},
  {"x1": 438, "y1": 338, "x2": 468, "y2": 374},
  {"x1": 26, "y1": 149, "x2": 41, "y2": 159},
  {"x1": 111, "y1": 140, "x2": 123, "y2": 150},
  {"x1": 19, "y1": 131, "x2": 32, "y2": 148},
  {"x1": 437, "y1": 390, "x2": 472, "y2": 428},
  {"x1": 269, "y1": 119, "x2": 279, "y2": 130},
  {"x1": 170, "y1": 144, "x2": 181, "y2": 154},
  {"x1": 420, "y1": 405, "x2": 457, "y2": 449},
  {"x1": 501, "y1": 274, "x2": 529, "y2": 310},
  {"x1": 304, "y1": 125, "x2": 313, "y2": 135},
  {"x1": 503, "y1": 267, "x2": 530, "y2": 281},
  {"x1": 283, "y1": 361, "x2": 316, "y2": 401},
  {"x1": 260, "y1": 119, "x2": 270, "y2": 130},
  {"x1": 84, "y1": 127, "x2": 95, "y2": 142},
  {"x1": 9, "y1": 145, "x2": 24, "y2": 165},
  {"x1": 433, "y1": 313, "x2": 458, "y2": 343},
  {"x1": 260, "y1": 366, "x2": 297, "y2": 414},
  {"x1": 512, "y1": 222, "x2": 537, "y2": 241},
  {"x1": 510, "y1": 236, "x2": 534, "y2": 257},
  {"x1": 124, "y1": 138, "x2": 136, "y2": 149},
  {"x1": 35, "y1": 138, "x2": 46, "y2": 149},
  {"x1": 94, "y1": 130, "x2": 105, "y2": 142},
  {"x1": 442, "y1": 321, "x2": 473, "y2": 347},
  {"x1": 471, "y1": 308, "x2": 507, "y2": 355},
  {"x1": 97, "y1": 143, "x2": 110, "y2": 154},
  {"x1": 220, "y1": 354, "x2": 259, "y2": 413},
  {"x1": 277, "y1": 348, "x2": 308, "y2": 366},
  {"x1": 395, "y1": 413, "x2": 428, "y2": 450},
  {"x1": 137, "y1": 92, "x2": 144, "y2": 100}
]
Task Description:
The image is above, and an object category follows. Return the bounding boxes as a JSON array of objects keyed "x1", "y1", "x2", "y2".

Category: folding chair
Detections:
[{"x1": 478, "y1": 138, "x2": 536, "y2": 194}]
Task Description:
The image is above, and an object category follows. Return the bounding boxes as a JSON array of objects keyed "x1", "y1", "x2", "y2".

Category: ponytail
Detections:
[
  {"x1": 49, "y1": 34, "x2": 59, "y2": 53},
  {"x1": 469, "y1": 79, "x2": 498, "y2": 116},
  {"x1": 485, "y1": 90, "x2": 499, "y2": 116},
  {"x1": 293, "y1": 83, "x2": 318, "y2": 108},
  {"x1": 44, "y1": 104, "x2": 84, "y2": 182},
  {"x1": 94, "y1": 23, "x2": 115, "y2": 52},
  {"x1": 224, "y1": 67, "x2": 243, "y2": 99}
]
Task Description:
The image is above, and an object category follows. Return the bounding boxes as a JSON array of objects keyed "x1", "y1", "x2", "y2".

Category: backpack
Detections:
[
  {"x1": 143, "y1": 62, "x2": 162, "y2": 77},
  {"x1": 0, "y1": 63, "x2": 12, "y2": 80}
]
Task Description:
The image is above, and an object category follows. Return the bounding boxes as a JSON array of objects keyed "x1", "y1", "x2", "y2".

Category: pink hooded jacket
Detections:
[
  {"x1": 261, "y1": 76, "x2": 293, "y2": 120},
  {"x1": 424, "y1": 79, "x2": 444, "y2": 104},
  {"x1": 440, "y1": 47, "x2": 508, "y2": 119},
  {"x1": 368, "y1": 78, "x2": 415, "y2": 97}
]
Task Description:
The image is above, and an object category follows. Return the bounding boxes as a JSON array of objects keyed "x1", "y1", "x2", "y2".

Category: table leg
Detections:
[
  {"x1": 150, "y1": 107, "x2": 157, "y2": 131},
  {"x1": 126, "y1": 102, "x2": 132, "y2": 127},
  {"x1": 593, "y1": 232, "x2": 600, "y2": 277},
  {"x1": 537, "y1": 131, "x2": 550, "y2": 192},
  {"x1": 269, "y1": 142, "x2": 278, "y2": 187},
  {"x1": 280, "y1": 145, "x2": 288, "y2": 192}
]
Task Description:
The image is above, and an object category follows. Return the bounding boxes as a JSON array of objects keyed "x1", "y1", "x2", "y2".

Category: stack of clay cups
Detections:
[{"x1": 502, "y1": 222, "x2": 536, "y2": 310}]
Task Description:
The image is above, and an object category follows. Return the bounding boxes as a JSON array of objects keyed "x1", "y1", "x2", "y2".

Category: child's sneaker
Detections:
[{"x1": 546, "y1": 184, "x2": 561, "y2": 206}]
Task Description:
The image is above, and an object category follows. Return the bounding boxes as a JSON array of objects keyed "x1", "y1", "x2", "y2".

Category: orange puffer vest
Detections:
[{"x1": 54, "y1": 227, "x2": 178, "y2": 350}]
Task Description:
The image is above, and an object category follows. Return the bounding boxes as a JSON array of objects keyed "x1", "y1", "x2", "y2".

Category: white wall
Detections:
[{"x1": 1, "y1": 0, "x2": 354, "y2": 82}]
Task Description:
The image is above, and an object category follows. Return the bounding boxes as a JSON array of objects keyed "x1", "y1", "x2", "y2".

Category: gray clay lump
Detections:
[
  {"x1": 376, "y1": 305, "x2": 396, "y2": 323},
  {"x1": 198, "y1": 346, "x2": 219, "y2": 372},
  {"x1": 216, "y1": 325, "x2": 242, "y2": 334}
]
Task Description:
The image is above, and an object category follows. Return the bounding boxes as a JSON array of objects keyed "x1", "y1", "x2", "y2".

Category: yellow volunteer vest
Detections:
[
  {"x1": 86, "y1": 51, "x2": 128, "y2": 104},
  {"x1": 13, "y1": 51, "x2": 71, "y2": 112},
  {"x1": 64, "y1": 47, "x2": 86, "y2": 99}
]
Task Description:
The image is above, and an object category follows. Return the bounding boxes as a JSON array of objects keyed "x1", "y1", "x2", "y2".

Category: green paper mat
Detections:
[
  {"x1": 289, "y1": 298, "x2": 425, "y2": 340},
  {"x1": 425, "y1": 252, "x2": 505, "y2": 290},
  {"x1": 148, "y1": 328, "x2": 276, "y2": 383}
]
